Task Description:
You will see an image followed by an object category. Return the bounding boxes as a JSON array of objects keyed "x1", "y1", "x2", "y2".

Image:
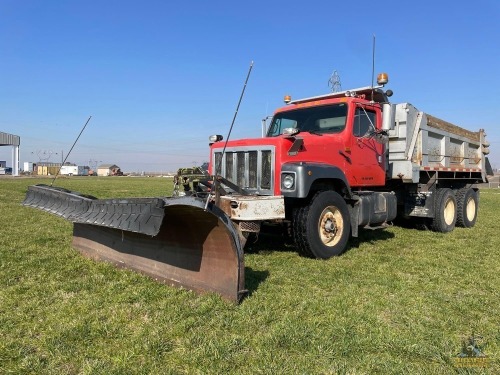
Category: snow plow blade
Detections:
[{"x1": 23, "y1": 184, "x2": 246, "y2": 302}]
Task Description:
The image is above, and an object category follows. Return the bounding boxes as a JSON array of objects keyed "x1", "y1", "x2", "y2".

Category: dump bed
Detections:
[{"x1": 387, "y1": 103, "x2": 489, "y2": 183}]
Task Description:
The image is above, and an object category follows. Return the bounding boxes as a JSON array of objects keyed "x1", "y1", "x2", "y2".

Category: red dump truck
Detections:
[
  {"x1": 206, "y1": 73, "x2": 492, "y2": 259},
  {"x1": 23, "y1": 73, "x2": 492, "y2": 302}
]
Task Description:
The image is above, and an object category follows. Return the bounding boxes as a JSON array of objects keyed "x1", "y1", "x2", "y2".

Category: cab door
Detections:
[{"x1": 347, "y1": 104, "x2": 386, "y2": 187}]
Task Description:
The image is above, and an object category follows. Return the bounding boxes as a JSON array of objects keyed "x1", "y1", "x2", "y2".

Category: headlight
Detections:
[{"x1": 282, "y1": 173, "x2": 295, "y2": 189}]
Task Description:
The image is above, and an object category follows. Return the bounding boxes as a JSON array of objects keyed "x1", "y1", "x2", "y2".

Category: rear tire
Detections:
[
  {"x1": 431, "y1": 188, "x2": 457, "y2": 233},
  {"x1": 293, "y1": 191, "x2": 351, "y2": 259},
  {"x1": 456, "y1": 188, "x2": 478, "y2": 228}
]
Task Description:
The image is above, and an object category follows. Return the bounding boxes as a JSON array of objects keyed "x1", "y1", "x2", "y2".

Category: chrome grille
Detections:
[
  {"x1": 225, "y1": 152, "x2": 234, "y2": 180},
  {"x1": 213, "y1": 146, "x2": 275, "y2": 195},
  {"x1": 261, "y1": 150, "x2": 272, "y2": 190},
  {"x1": 249, "y1": 151, "x2": 257, "y2": 188}
]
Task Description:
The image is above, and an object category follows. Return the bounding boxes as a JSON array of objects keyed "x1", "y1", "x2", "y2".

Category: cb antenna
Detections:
[
  {"x1": 50, "y1": 116, "x2": 92, "y2": 186},
  {"x1": 371, "y1": 34, "x2": 376, "y2": 102},
  {"x1": 217, "y1": 61, "x2": 254, "y2": 168},
  {"x1": 328, "y1": 70, "x2": 342, "y2": 92},
  {"x1": 206, "y1": 61, "x2": 254, "y2": 209}
]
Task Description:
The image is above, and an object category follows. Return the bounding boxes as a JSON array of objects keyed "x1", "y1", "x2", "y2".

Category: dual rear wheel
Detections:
[
  {"x1": 456, "y1": 188, "x2": 479, "y2": 228},
  {"x1": 431, "y1": 187, "x2": 478, "y2": 232}
]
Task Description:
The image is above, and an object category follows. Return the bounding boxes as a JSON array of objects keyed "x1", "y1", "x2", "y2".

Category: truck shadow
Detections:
[
  {"x1": 245, "y1": 224, "x2": 396, "y2": 256},
  {"x1": 244, "y1": 267, "x2": 270, "y2": 297},
  {"x1": 242, "y1": 226, "x2": 395, "y2": 298},
  {"x1": 349, "y1": 228, "x2": 395, "y2": 250},
  {"x1": 244, "y1": 225, "x2": 294, "y2": 255}
]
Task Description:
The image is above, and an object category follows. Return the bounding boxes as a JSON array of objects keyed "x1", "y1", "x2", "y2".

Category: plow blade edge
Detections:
[{"x1": 23, "y1": 184, "x2": 246, "y2": 302}]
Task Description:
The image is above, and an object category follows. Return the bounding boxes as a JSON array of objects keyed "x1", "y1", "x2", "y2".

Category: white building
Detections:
[
  {"x1": 0, "y1": 132, "x2": 20, "y2": 176},
  {"x1": 60, "y1": 165, "x2": 89, "y2": 176},
  {"x1": 24, "y1": 162, "x2": 34, "y2": 173}
]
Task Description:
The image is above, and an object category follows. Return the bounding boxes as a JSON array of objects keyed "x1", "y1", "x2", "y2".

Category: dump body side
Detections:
[{"x1": 387, "y1": 103, "x2": 488, "y2": 184}]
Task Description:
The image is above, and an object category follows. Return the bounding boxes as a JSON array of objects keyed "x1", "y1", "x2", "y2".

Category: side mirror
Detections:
[{"x1": 374, "y1": 131, "x2": 389, "y2": 144}]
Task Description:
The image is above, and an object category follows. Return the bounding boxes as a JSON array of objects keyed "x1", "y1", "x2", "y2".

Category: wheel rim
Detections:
[
  {"x1": 466, "y1": 196, "x2": 476, "y2": 221},
  {"x1": 443, "y1": 197, "x2": 456, "y2": 225},
  {"x1": 318, "y1": 206, "x2": 344, "y2": 247}
]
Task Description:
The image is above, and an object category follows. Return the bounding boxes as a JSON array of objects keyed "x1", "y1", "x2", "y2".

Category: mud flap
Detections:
[{"x1": 22, "y1": 184, "x2": 246, "y2": 302}]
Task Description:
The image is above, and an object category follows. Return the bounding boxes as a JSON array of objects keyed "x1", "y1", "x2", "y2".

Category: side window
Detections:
[{"x1": 353, "y1": 108, "x2": 376, "y2": 137}]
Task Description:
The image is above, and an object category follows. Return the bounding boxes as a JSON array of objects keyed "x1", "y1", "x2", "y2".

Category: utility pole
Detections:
[{"x1": 328, "y1": 70, "x2": 342, "y2": 92}]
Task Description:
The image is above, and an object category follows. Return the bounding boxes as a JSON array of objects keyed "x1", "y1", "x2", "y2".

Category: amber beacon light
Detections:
[{"x1": 377, "y1": 73, "x2": 389, "y2": 85}]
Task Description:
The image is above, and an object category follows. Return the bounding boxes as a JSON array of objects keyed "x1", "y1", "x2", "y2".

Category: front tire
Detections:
[
  {"x1": 293, "y1": 191, "x2": 351, "y2": 259},
  {"x1": 431, "y1": 188, "x2": 457, "y2": 233}
]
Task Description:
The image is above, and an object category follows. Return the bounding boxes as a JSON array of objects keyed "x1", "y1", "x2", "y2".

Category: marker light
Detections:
[
  {"x1": 377, "y1": 73, "x2": 389, "y2": 85},
  {"x1": 209, "y1": 134, "x2": 223, "y2": 143},
  {"x1": 284, "y1": 95, "x2": 292, "y2": 104}
]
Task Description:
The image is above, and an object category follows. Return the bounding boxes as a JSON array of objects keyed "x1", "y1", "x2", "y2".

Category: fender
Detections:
[{"x1": 280, "y1": 162, "x2": 352, "y2": 199}]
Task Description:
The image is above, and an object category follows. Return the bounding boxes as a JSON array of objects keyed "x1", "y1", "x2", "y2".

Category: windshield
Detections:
[{"x1": 267, "y1": 103, "x2": 347, "y2": 137}]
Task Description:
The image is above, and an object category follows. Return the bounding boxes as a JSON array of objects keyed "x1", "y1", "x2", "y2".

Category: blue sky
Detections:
[{"x1": 1, "y1": 0, "x2": 499, "y2": 172}]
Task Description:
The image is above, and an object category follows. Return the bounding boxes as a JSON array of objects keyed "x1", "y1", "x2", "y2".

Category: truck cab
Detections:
[
  {"x1": 208, "y1": 83, "x2": 398, "y2": 258},
  {"x1": 267, "y1": 88, "x2": 388, "y2": 189}
]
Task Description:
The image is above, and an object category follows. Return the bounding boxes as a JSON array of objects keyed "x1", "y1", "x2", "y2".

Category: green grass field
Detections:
[{"x1": 1, "y1": 177, "x2": 498, "y2": 374}]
